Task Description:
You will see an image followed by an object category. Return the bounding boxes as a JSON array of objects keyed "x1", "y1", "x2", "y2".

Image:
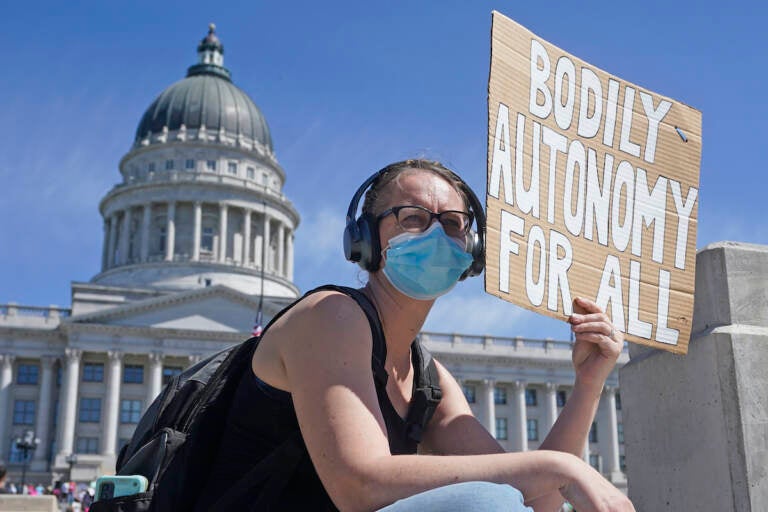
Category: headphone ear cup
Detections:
[
  {"x1": 356, "y1": 213, "x2": 381, "y2": 271},
  {"x1": 460, "y1": 230, "x2": 484, "y2": 280},
  {"x1": 343, "y1": 219, "x2": 361, "y2": 263}
]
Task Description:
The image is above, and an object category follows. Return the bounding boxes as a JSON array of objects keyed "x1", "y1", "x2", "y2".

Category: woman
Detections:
[{"x1": 198, "y1": 159, "x2": 634, "y2": 511}]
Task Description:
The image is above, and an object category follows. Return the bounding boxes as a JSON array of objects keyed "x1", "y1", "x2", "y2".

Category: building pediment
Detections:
[{"x1": 65, "y1": 284, "x2": 287, "y2": 333}]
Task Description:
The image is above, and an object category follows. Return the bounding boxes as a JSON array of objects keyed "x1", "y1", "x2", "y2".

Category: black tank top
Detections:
[{"x1": 195, "y1": 286, "x2": 424, "y2": 511}]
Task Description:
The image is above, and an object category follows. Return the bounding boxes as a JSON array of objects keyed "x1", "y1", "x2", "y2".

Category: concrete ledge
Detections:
[
  {"x1": 0, "y1": 495, "x2": 59, "y2": 512},
  {"x1": 620, "y1": 242, "x2": 768, "y2": 511}
]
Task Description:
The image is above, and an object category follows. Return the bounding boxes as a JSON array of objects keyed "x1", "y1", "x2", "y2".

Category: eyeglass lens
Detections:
[{"x1": 393, "y1": 206, "x2": 469, "y2": 238}]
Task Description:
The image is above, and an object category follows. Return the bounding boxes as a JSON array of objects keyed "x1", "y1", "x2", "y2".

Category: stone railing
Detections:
[
  {"x1": 0, "y1": 303, "x2": 71, "y2": 319},
  {"x1": 118, "y1": 169, "x2": 292, "y2": 203},
  {"x1": 421, "y1": 331, "x2": 630, "y2": 355}
]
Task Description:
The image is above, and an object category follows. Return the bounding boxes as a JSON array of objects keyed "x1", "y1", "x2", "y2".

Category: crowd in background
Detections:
[{"x1": 0, "y1": 463, "x2": 95, "y2": 511}]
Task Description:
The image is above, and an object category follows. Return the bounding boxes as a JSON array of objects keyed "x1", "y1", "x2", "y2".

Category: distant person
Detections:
[
  {"x1": 195, "y1": 160, "x2": 634, "y2": 511},
  {"x1": 0, "y1": 463, "x2": 8, "y2": 494}
]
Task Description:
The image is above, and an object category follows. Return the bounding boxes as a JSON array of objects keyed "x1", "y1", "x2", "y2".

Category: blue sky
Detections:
[{"x1": 1, "y1": 1, "x2": 765, "y2": 340}]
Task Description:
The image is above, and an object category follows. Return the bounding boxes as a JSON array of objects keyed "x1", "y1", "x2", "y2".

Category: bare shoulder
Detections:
[
  {"x1": 282, "y1": 289, "x2": 372, "y2": 348},
  {"x1": 253, "y1": 289, "x2": 374, "y2": 390}
]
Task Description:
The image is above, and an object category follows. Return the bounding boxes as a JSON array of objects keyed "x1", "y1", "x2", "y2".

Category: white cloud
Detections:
[{"x1": 292, "y1": 205, "x2": 368, "y2": 291}]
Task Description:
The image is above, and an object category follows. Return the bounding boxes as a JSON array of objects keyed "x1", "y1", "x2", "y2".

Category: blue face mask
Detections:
[{"x1": 381, "y1": 222, "x2": 474, "y2": 300}]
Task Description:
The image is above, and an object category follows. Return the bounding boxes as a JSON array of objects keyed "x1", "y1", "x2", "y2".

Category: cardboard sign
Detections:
[{"x1": 485, "y1": 12, "x2": 702, "y2": 354}]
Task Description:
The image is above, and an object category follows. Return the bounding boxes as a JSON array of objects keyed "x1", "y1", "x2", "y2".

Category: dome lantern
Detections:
[{"x1": 187, "y1": 23, "x2": 231, "y2": 81}]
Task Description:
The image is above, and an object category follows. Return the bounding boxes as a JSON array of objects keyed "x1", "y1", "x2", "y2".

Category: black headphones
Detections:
[{"x1": 343, "y1": 161, "x2": 486, "y2": 280}]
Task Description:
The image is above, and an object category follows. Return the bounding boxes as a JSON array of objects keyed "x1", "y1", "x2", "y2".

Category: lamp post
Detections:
[
  {"x1": 65, "y1": 452, "x2": 78, "y2": 483},
  {"x1": 14, "y1": 430, "x2": 39, "y2": 494}
]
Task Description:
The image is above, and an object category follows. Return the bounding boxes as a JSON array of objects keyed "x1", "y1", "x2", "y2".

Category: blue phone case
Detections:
[{"x1": 95, "y1": 475, "x2": 149, "y2": 501}]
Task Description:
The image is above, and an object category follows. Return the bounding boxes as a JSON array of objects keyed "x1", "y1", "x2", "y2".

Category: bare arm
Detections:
[
  {"x1": 529, "y1": 297, "x2": 626, "y2": 511},
  {"x1": 419, "y1": 360, "x2": 504, "y2": 456},
  {"x1": 276, "y1": 292, "x2": 632, "y2": 512}
]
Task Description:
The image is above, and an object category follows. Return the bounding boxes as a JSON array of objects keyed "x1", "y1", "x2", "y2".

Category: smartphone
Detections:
[{"x1": 95, "y1": 475, "x2": 149, "y2": 501}]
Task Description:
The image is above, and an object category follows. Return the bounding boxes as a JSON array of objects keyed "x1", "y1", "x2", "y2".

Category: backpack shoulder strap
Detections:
[{"x1": 404, "y1": 341, "x2": 443, "y2": 443}]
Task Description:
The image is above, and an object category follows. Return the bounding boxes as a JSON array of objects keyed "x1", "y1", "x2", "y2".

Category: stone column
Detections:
[
  {"x1": 543, "y1": 382, "x2": 558, "y2": 434},
  {"x1": 120, "y1": 207, "x2": 132, "y2": 264},
  {"x1": 32, "y1": 356, "x2": 56, "y2": 465},
  {"x1": 140, "y1": 203, "x2": 151, "y2": 262},
  {"x1": 263, "y1": 214, "x2": 271, "y2": 271},
  {"x1": 147, "y1": 352, "x2": 164, "y2": 409},
  {"x1": 165, "y1": 202, "x2": 176, "y2": 262},
  {"x1": 600, "y1": 385, "x2": 623, "y2": 482},
  {"x1": 108, "y1": 213, "x2": 118, "y2": 268},
  {"x1": 482, "y1": 379, "x2": 496, "y2": 438},
  {"x1": 243, "y1": 209, "x2": 252, "y2": 265},
  {"x1": 218, "y1": 204, "x2": 228, "y2": 263},
  {"x1": 0, "y1": 355, "x2": 15, "y2": 460},
  {"x1": 101, "y1": 220, "x2": 110, "y2": 271},
  {"x1": 286, "y1": 231, "x2": 294, "y2": 280},
  {"x1": 621, "y1": 242, "x2": 768, "y2": 511},
  {"x1": 57, "y1": 348, "x2": 82, "y2": 457},
  {"x1": 102, "y1": 351, "x2": 123, "y2": 456},
  {"x1": 192, "y1": 201, "x2": 202, "y2": 262},
  {"x1": 277, "y1": 223, "x2": 285, "y2": 276},
  {"x1": 511, "y1": 381, "x2": 528, "y2": 452}
]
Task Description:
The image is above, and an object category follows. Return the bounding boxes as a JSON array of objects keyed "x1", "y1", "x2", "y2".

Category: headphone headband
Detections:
[{"x1": 343, "y1": 160, "x2": 486, "y2": 278}]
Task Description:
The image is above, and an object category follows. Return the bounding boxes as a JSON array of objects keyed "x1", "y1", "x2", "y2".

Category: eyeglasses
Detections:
[{"x1": 377, "y1": 205, "x2": 473, "y2": 239}]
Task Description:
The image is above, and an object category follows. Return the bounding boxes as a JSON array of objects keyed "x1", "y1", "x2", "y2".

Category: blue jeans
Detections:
[{"x1": 377, "y1": 481, "x2": 533, "y2": 511}]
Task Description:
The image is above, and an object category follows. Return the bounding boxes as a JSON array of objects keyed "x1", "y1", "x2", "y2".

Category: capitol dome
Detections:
[
  {"x1": 131, "y1": 24, "x2": 274, "y2": 156},
  {"x1": 92, "y1": 24, "x2": 300, "y2": 299}
]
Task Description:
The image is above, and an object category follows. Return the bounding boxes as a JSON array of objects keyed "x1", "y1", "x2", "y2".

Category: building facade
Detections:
[{"x1": 0, "y1": 25, "x2": 627, "y2": 491}]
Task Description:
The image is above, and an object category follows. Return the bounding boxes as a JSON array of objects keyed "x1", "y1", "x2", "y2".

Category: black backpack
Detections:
[{"x1": 90, "y1": 285, "x2": 442, "y2": 512}]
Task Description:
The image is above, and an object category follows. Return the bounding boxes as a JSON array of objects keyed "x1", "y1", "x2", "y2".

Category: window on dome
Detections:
[
  {"x1": 165, "y1": 160, "x2": 174, "y2": 170},
  {"x1": 228, "y1": 162, "x2": 238, "y2": 175},
  {"x1": 158, "y1": 226, "x2": 167, "y2": 253},
  {"x1": 186, "y1": 159, "x2": 195, "y2": 170},
  {"x1": 262, "y1": 173, "x2": 268, "y2": 185},
  {"x1": 206, "y1": 160, "x2": 217, "y2": 172},
  {"x1": 201, "y1": 227, "x2": 214, "y2": 252},
  {"x1": 148, "y1": 162, "x2": 156, "y2": 173},
  {"x1": 247, "y1": 167, "x2": 255, "y2": 179}
]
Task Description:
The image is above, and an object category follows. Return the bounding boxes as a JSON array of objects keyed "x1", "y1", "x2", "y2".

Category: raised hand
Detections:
[{"x1": 568, "y1": 297, "x2": 624, "y2": 389}]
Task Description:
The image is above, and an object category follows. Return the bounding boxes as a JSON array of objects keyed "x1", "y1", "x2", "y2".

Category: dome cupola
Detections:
[
  {"x1": 187, "y1": 23, "x2": 229, "y2": 80},
  {"x1": 133, "y1": 24, "x2": 273, "y2": 155}
]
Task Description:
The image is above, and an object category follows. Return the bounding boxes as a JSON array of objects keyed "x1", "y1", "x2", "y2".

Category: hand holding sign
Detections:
[
  {"x1": 569, "y1": 297, "x2": 624, "y2": 390},
  {"x1": 486, "y1": 12, "x2": 702, "y2": 354}
]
